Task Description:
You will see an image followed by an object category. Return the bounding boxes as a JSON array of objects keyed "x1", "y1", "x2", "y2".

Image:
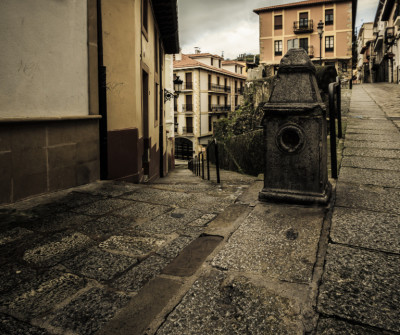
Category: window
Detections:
[
  {"x1": 299, "y1": 12, "x2": 308, "y2": 28},
  {"x1": 325, "y1": 9, "x2": 334, "y2": 25},
  {"x1": 185, "y1": 95, "x2": 192, "y2": 112},
  {"x1": 235, "y1": 95, "x2": 238, "y2": 106},
  {"x1": 342, "y1": 62, "x2": 347, "y2": 72},
  {"x1": 208, "y1": 74, "x2": 212, "y2": 90},
  {"x1": 274, "y1": 15, "x2": 282, "y2": 30},
  {"x1": 287, "y1": 38, "x2": 299, "y2": 50},
  {"x1": 219, "y1": 60, "x2": 221, "y2": 68},
  {"x1": 185, "y1": 117, "x2": 193, "y2": 133},
  {"x1": 299, "y1": 38, "x2": 308, "y2": 51},
  {"x1": 217, "y1": 77, "x2": 220, "y2": 85},
  {"x1": 142, "y1": 0, "x2": 148, "y2": 35},
  {"x1": 325, "y1": 36, "x2": 334, "y2": 52},
  {"x1": 154, "y1": 29, "x2": 158, "y2": 73},
  {"x1": 208, "y1": 116, "x2": 213, "y2": 132},
  {"x1": 208, "y1": 95, "x2": 212, "y2": 111},
  {"x1": 211, "y1": 58, "x2": 214, "y2": 66},
  {"x1": 185, "y1": 72, "x2": 192, "y2": 89},
  {"x1": 274, "y1": 40, "x2": 283, "y2": 56}
]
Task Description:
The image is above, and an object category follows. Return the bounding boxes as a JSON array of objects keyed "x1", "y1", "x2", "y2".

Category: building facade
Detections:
[
  {"x1": 357, "y1": 22, "x2": 374, "y2": 83},
  {"x1": 254, "y1": 0, "x2": 357, "y2": 79},
  {"x1": 173, "y1": 53, "x2": 246, "y2": 157},
  {"x1": 0, "y1": 0, "x2": 179, "y2": 204},
  {"x1": 370, "y1": 0, "x2": 400, "y2": 83}
]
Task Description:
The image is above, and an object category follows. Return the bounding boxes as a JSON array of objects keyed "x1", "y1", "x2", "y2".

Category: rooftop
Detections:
[
  {"x1": 173, "y1": 54, "x2": 247, "y2": 79},
  {"x1": 254, "y1": 0, "x2": 351, "y2": 13}
]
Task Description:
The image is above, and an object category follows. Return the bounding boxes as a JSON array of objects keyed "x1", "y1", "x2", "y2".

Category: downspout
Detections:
[
  {"x1": 159, "y1": 49, "x2": 164, "y2": 178},
  {"x1": 97, "y1": 0, "x2": 108, "y2": 179}
]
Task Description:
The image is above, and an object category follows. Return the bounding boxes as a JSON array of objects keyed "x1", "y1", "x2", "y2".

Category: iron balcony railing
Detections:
[
  {"x1": 210, "y1": 105, "x2": 231, "y2": 112},
  {"x1": 235, "y1": 87, "x2": 244, "y2": 94},
  {"x1": 300, "y1": 45, "x2": 314, "y2": 58},
  {"x1": 293, "y1": 19, "x2": 313, "y2": 33},
  {"x1": 208, "y1": 84, "x2": 231, "y2": 93},
  {"x1": 182, "y1": 82, "x2": 193, "y2": 90},
  {"x1": 182, "y1": 126, "x2": 193, "y2": 134},
  {"x1": 182, "y1": 104, "x2": 193, "y2": 112}
]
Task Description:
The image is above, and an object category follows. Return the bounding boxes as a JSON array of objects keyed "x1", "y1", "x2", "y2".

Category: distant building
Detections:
[
  {"x1": 370, "y1": 0, "x2": 400, "y2": 83},
  {"x1": 0, "y1": 0, "x2": 179, "y2": 204},
  {"x1": 173, "y1": 53, "x2": 246, "y2": 157},
  {"x1": 357, "y1": 22, "x2": 374, "y2": 83},
  {"x1": 253, "y1": 0, "x2": 357, "y2": 79}
]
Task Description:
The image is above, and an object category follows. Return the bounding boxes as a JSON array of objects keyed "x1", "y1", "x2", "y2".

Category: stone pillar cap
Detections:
[{"x1": 278, "y1": 48, "x2": 315, "y2": 73}]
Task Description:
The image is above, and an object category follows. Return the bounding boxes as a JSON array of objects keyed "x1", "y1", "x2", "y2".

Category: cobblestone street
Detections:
[{"x1": 1, "y1": 83, "x2": 400, "y2": 334}]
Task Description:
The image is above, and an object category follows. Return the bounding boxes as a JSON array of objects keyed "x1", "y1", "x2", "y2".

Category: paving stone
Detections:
[
  {"x1": 187, "y1": 217, "x2": 212, "y2": 227},
  {"x1": 345, "y1": 127, "x2": 395, "y2": 135},
  {"x1": 116, "y1": 201, "x2": 171, "y2": 223},
  {"x1": 151, "y1": 183, "x2": 215, "y2": 193},
  {"x1": 345, "y1": 140, "x2": 400, "y2": 150},
  {"x1": 339, "y1": 166, "x2": 400, "y2": 188},
  {"x1": 71, "y1": 199, "x2": 132, "y2": 216},
  {"x1": 318, "y1": 244, "x2": 400, "y2": 332},
  {"x1": 341, "y1": 156, "x2": 400, "y2": 171},
  {"x1": 345, "y1": 133, "x2": 400, "y2": 142},
  {"x1": 156, "y1": 235, "x2": 193, "y2": 259},
  {"x1": 23, "y1": 232, "x2": 93, "y2": 267},
  {"x1": 0, "y1": 313, "x2": 50, "y2": 335},
  {"x1": 0, "y1": 263, "x2": 37, "y2": 295},
  {"x1": 50, "y1": 287, "x2": 130, "y2": 335},
  {"x1": 111, "y1": 255, "x2": 169, "y2": 292},
  {"x1": 121, "y1": 188, "x2": 192, "y2": 207},
  {"x1": 76, "y1": 215, "x2": 135, "y2": 241},
  {"x1": 316, "y1": 317, "x2": 395, "y2": 335},
  {"x1": 343, "y1": 147, "x2": 400, "y2": 159},
  {"x1": 0, "y1": 209, "x2": 37, "y2": 228},
  {"x1": 331, "y1": 207, "x2": 400, "y2": 253},
  {"x1": 212, "y1": 204, "x2": 323, "y2": 283},
  {"x1": 0, "y1": 227, "x2": 34, "y2": 247},
  {"x1": 156, "y1": 270, "x2": 303, "y2": 335},
  {"x1": 1, "y1": 272, "x2": 86, "y2": 320},
  {"x1": 62, "y1": 248, "x2": 138, "y2": 282},
  {"x1": 74, "y1": 181, "x2": 140, "y2": 197},
  {"x1": 99, "y1": 236, "x2": 166, "y2": 257},
  {"x1": 178, "y1": 225, "x2": 206, "y2": 237},
  {"x1": 336, "y1": 182, "x2": 400, "y2": 215},
  {"x1": 57, "y1": 192, "x2": 105, "y2": 209},
  {"x1": 136, "y1": 208, "x2": 204, "y2": 235},
  {"x1": 22, "y1": 212, "x2": 91, "y2": 233}
]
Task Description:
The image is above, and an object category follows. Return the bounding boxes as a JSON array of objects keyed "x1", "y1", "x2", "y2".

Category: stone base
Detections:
[{"x1": 259, "y1": 182, "x2": 331, "y2": 206}]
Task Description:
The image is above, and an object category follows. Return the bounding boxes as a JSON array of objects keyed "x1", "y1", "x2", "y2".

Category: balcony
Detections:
[
  {"x1": 385, "y1": 27, "x2": 395, "y2": 45},
  {"x1": 235, "y1": 88, "x2": 244, "y2": 94},
  {"x1": 293, "y1": 19, "x2": 313, "y2": 34},
  {"x1": 174, "y1": 123, "x2": 178, "y2": 132},
  {"x1": 182, "y1": 126, "x2": 193, "y2": 134},
  {"x1": 182, "y1": 82, "x2": 193, "y2": 90},
  {"x1": 182, "y1": 104, "x2": 193, "y2": 112},
  {"x1": 300, "y1": 45, "x2": 314, "y2": 58},
  {"x1": 210, "y1": 105, "x2": 231, "y2": 113},
  {"x1": 208, "y1": 84, "x2": 231, "y2": 93}
]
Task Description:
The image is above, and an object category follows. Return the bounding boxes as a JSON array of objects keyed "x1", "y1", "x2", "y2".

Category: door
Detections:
[
  {"x1": 299, "y1": 38, "x2": 308, "y2": 53},
  {"x1": 185, "y1": 72, "x2": 192, "y2": 89}
]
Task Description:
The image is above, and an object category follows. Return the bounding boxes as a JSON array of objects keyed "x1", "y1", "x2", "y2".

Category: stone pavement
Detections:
[
  {"x1": 317, "y1": 83, "x2": 400, "y2": 334},
  {"x1": 1, "y1": 83, "x2": 399, "y2": 335}
]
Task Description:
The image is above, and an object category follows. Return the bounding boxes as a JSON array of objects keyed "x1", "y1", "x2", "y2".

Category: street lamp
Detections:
[
  {"x1": 164, "y1": 76, "x2": 183, "y2": 102},
  {"x1": 317, "y1": 20, "x2": 324, "y2": 66}
]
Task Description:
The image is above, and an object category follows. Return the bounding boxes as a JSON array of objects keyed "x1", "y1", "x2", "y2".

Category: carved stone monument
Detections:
[{"x1": 259, "y1": 48, "x2": 331, "y2": 205}]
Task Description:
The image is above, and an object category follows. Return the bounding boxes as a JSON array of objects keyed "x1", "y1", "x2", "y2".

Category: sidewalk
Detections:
[
  {"x1": 0, "y1": 84, "x2": 399, "y2": 335},
  {"x1": 317, "y1": 83, "x2": 400, "y2": 334}
]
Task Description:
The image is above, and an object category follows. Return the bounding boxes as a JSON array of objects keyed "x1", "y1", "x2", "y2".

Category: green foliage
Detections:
[{"x1": 213, "y1": 100, "x2": 263, "y2": 141}]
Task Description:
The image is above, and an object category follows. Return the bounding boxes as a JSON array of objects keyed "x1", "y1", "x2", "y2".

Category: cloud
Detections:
[{"x1": 178, "y1": 0, "x2": 379, "y2": 59}]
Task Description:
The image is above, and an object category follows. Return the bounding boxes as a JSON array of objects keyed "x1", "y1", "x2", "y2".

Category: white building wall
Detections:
[{"x1": 0, "y1": 0, "x2": 89, "y2": 117}]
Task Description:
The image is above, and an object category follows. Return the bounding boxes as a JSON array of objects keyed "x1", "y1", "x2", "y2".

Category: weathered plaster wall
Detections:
[{"x1": 0, "y1": 0, "x2": 89, "y2": 117}]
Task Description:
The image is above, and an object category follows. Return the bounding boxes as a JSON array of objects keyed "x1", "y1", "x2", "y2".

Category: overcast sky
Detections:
[{"x1": 177, "y1": 0, "x2": 379, "y2": 59}]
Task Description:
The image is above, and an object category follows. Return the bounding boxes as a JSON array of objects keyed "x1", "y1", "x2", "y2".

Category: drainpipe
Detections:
[{"x1": 97, "y1": 0, "x2": 108, "y2": 179}]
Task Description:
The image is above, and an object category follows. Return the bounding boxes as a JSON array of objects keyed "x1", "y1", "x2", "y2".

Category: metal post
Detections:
[
  {"x1": 329, "y1": 83, "x2": 338, "y2": 179},
  {"x1": 336, "y1": 78, "x2": 342, "y2": 139},
  {"x1": 201, "y1": 153, "x2": 205, "y2": 179},
  {"x1": 206, "y1": 145, "x2": 210, "y2": 180},
  {"x1": 319, "y1": 35, "x2": 322, "y2": 66},
  {"x1": 215, "y1": 140, "x2": 220, "y2": 184}
]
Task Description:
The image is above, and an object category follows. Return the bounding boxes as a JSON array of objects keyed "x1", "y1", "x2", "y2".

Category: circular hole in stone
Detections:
[{"x1": 281, "y1": 128, "x2": 300, "y2": 149}]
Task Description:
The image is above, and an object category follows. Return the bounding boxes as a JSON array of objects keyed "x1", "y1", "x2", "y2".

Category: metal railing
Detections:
[
  {"x1": 208, "y1": 84, "x2": 231, "y2": 93},
  {"x1": 182, "y1": 82, "x2": 193, "y2": 90},
  {"x1": 189, "y1": 139, "x2": 220, "y2": 183},
  {"x1": 182, "y1": 126, "x2": 193, "y2": 134},
  {"x1": 210, "y1": 105, "x2": 231, "y2": 112},
  {"x1": 328, "y1": 76, "x2": 343, "y2": 179},
  {"x1": 293, "y1": 19, "x2": 313, "y2": 33},
  {"x1": 182, "y1": 104, "x2": 193, "y2": 112}
]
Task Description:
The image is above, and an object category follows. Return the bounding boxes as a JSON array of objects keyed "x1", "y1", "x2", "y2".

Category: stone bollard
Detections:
[{"x1": 258, "y1": 48, "x2": 331, "y2": 205}]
